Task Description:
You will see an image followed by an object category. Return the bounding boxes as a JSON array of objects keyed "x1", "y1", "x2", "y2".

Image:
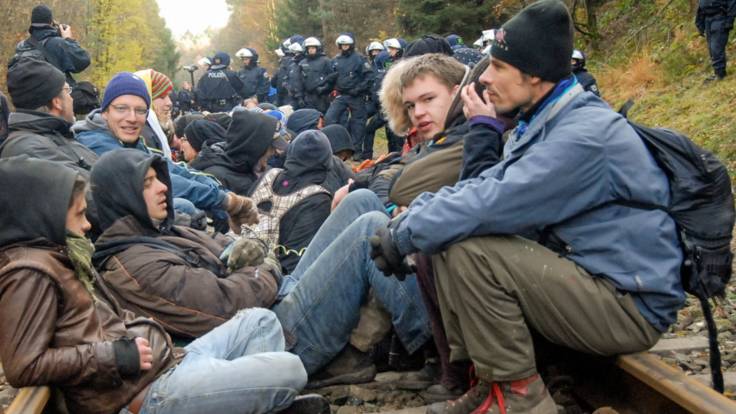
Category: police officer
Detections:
[
  {"x1": 236, "y1": 48, "x2": 270, "y2": 103},
  {"x1": 383, "y1": 38, "x2": 404, "y2": 71},
  {"x1": 296, "y1": 37, "x2": 334, "y2": 114},
  {"x1": 572, "y1": 49, "x2": 600, "y2": 96},
  {"x1": 286, "y1": 42, "x2": 306, "y2": 108},
  {"x1": 366, "y1": 41, "x2": 385, "y2": 70},
  {"x1": 696, "y1": 0, "x2": 736, "y2": 80},
  {"x1": 176, "y1": 81, "x2": 195, "y2": 114},
  {"x1": 446, "y1": 34, "x2": 484, "y2": 68},
  {"x1": 325, "y1": 33, "x2": 373, "y2": 153},
  {"x1": 272, "y1": 40, "x2": 292, "y2": 106},
  {"x1": 195, "y1": 51, "x2": 244, "y2": 112}
]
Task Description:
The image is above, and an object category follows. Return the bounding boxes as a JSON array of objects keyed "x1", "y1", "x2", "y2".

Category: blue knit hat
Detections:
[{"x1": 101, "y1": 72, "x2": 151, "y2": 111}]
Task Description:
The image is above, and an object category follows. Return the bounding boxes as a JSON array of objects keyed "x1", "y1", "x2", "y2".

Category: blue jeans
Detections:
[
  {"x1": 272, "y1": 190, "x2": 431, "y2": 374},
  {"x1": 123, "y1": 308, "x2": 306, "y2": 414}
]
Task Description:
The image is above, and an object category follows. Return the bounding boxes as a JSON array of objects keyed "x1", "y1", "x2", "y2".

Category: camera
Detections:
[{"x1": 182, "y1": 65, "x2": 198, "y2": 73}]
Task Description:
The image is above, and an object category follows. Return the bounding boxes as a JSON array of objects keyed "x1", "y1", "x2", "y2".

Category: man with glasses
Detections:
[
  {"x1": 74, "y1": 72, "x2": 255, "y2": 233},
  {"x1": 0, "y1": 59, "x2": 98, "y2": 177}
]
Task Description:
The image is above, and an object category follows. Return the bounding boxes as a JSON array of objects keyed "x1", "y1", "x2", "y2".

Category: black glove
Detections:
[{"x1": 369, "y1": 227, "x2": 413, "y2": 280}]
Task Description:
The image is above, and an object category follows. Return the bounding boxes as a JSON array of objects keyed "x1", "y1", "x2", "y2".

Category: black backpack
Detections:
[
  {"x1": 8, "y1": 37, "x2": 58, "y2": 70},
  {"x1": 619, "y1": 100, "x2": 734, "y2": 393}
]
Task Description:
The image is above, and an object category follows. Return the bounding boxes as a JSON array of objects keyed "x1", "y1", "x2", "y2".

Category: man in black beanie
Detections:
[
  {"x1": 0, "y1": 59, "x2": 98, "y2": 177},
  {"x1": 10, "y1": 4, "x2": 90, "y2": 86},
  {"x1": 370, "y1": 1, "x2": 682, "y2": 413}
]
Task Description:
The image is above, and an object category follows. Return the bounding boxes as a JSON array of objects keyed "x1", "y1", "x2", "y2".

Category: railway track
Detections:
[{"x1": 5, "y1": 350, "x2": 736, "y2": 413}]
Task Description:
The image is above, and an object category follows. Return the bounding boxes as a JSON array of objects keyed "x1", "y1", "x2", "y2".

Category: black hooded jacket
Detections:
[
  {"x1": 252, "y1": 130, "x2": 334, "y2": 273},
  {"x1": 190, "y1": 111, "x2": 278, "y2": 195},
  {"x1": 17, "y1": 25, "x2": 90, "y2": 85}
]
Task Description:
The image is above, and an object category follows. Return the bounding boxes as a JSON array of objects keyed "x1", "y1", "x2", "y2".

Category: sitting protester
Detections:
[
  {"x1": 91, "y1": 149, "x2": 276, "y2": 339},
  {"x1": 181, "y1": 119, "x2": 227, "y2": 163},
  {"x1": 371, "y1": 1, "x2": 683, "y2": 412},
  {"x1": 1, "y1": 59, "x2": 97, "y2": 177},
  {"x1": 247, "y1": 130, "x2": 334, "y2": 273},
  {"x1": 90, "y1": 148, "x2": 430, "y2": 381},
  {"x1": 286, "y1": 108, "x2": 323, "y2": 134},
  {"x1": 72, "y1": 72, "x2": 246, "y2": 231},
  {"x1": 322, "y1": 124, "x2": 355, "y2": 162},
  {"x1": 189, "y1": 110, "x2": 288, "y2": 196},
  {"x1": 0, "y1": 155, "x2": 313, "y2": 414}
]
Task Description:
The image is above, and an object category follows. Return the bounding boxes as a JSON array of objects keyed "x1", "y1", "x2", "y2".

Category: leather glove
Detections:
[
  {"x1": 224, "y1": 193, "x2": 259, "y2": 234},
  {"x1": 227, "y1": 236, "x2": 269, "y2": 272},
  {"x1": 369, "y1": 227, "x2": 413, "y2": 280}
]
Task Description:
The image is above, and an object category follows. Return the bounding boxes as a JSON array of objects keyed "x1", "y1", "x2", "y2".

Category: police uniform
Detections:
[
  {"x1": 325, "y1": 48, "x2": 374, "y2": 151},
  {"x1": 697, "y1": 0, "x2": 736, "y2": 78}
]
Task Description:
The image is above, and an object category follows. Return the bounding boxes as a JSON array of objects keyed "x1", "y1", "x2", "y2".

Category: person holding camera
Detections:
[{"x1": 11, "y1": 4, "x2": 90, "y2": 86}]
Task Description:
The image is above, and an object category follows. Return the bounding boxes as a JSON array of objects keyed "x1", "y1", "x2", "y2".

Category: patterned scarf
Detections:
[{"x1": 65, "y1": 232, "x2": 96, "y2": 297}]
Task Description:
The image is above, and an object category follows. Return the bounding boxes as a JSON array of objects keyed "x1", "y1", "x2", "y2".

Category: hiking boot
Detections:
[
  {"x1": 281, "y1": 394, "x2": 331, "y2": 414},
  {"x1": 426, "y1": 380, "x2": 491, "y2": 414},
  {"x1": 390, "y1": 361, "x2": 440, "y2": 390},
  {"x1": 427, "y1": 375, "x2": 557, "y2": 414},
  {"x1": 306, "y1": 344, "x2": 377, "y2": 389},
  {"x1": 474, "y1": 374, "x2": 557, "y2": 414},
  {"x1": 420, "y1": 382, "x2": 464, "y2": 403},
  {"x1": 704, "y1": 73, "x2": 726, "y2": 83}
]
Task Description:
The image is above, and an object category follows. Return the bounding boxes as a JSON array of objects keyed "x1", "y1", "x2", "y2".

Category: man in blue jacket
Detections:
[{"x1": 370, "y1": 1, "x2": 684, "y2": 413}]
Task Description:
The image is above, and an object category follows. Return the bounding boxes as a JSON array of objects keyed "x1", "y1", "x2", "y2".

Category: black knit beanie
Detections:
[
  {"x1": 7, "y1": 59, "x2": 66, "y2": 109},
  {"x1": 31, "y1": 5, "x2": 53, "y2": 24},
  {"x1": 405, "y1": 35, "x2": 454, "y2": 58},
  {"x1": 491, "y1": 0, "x2": 573, "y2": 82}
]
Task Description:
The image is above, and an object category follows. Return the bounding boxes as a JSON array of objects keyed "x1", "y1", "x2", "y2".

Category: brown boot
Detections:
[
  {"x1": 426, "y1": 380, "x2": 491, "y2": 414},
  {"x1": 472, "y1": 374, "x2": 557, "y2": 414}
]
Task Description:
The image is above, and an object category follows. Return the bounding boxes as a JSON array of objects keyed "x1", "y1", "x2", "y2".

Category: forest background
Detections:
[{"x1": 0, "y1": 0, "x2": 734, "y2": 173}]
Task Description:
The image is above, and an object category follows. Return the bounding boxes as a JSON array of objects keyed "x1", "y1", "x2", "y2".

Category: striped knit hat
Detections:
[{"x1": 150, "y1": 70, "x2": 173, "y2": 100}]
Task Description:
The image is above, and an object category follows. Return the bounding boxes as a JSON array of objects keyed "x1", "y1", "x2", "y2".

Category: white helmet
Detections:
[
  {"x1": 481, "y1": 29, "x2": 496, "y2": 43},
  {"x1": 473, "y1": 37, "x2": 483, "y2": 48},
  {"x1": 282, "y1": 38, "x2": 292, "y2": 49},
  {"x1": 235, "y1": 48, "x2": 254, "y2": 59},
  {"x1": 366, "y1": 41, "x2": 384, "y2": 53},
  {"x1": 572, "y1": 49, "x2": 584, "y2": 60},
  {"x1": 384, "y1": 38, "x2": 402, "y2": 50},
  {"x1": 288, "y1": 42, "x2": 304, "y2": 53},
  {"x1": 335, "y1": 34, "x2": 354, "y2": 46},
  {"x1": 304, "y1": 37, "x2": 321, "y2": 48},
  {"x1": 275, "y1": 48, "x2": 285, "y2": 58},
  {"x1": 198, "y1": 56, "x2": 212, "y2": 67}
]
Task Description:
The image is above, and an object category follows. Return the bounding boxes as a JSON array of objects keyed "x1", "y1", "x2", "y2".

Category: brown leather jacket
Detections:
[
  {"x1": 0, "y1": 243, "x2": 177, "y2": 414},
  {"x1": 95, "y1": 216, "x2": 278, "y2": 338}
]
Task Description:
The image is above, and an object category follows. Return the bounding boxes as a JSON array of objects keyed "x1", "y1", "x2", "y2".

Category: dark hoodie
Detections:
[
  {"x1": 91, "y1": 149, "x2": 278, "y2": 338},
  {"x1": 183, "y1": 119, "x2": 226, "y2": 153},
  {"x1": 190, "y1": 111, "x2": 278, "y2": 195},
  {"x1": 0, "y1": 155, "x2": 175, "y2": 414},
  {"x1": 253, "y1": 130, "x2": 334, "y2": 273},
  {"x1": 19, "y1": 25, "x2": 90, "y2": 85}
]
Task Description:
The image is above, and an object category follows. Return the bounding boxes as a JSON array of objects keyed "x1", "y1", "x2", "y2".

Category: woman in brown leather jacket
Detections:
[{"x1": 0, "y1": 155, "x2": 315, "y2": 414}]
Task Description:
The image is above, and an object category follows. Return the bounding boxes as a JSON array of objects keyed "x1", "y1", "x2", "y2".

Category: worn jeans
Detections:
[
  {"x1": 272, "y1": 189, "x2": 432, "y2": 373},
  {"x1": 121, "y1": 308, "x2": 306, "y2": 414}
]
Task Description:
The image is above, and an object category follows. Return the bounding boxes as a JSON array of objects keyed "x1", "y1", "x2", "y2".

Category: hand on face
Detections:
[{"x1": 461, "y1": 82, "x2": 497, "y2": 120}]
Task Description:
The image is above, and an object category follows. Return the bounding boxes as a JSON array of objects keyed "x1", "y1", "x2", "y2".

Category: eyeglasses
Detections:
[
  {"x1": 62, "y1": 86, "x2": 72, "y2": 94},
  {"x1": 110, "y1": 104, "x2": 148, "y2": 117}
]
